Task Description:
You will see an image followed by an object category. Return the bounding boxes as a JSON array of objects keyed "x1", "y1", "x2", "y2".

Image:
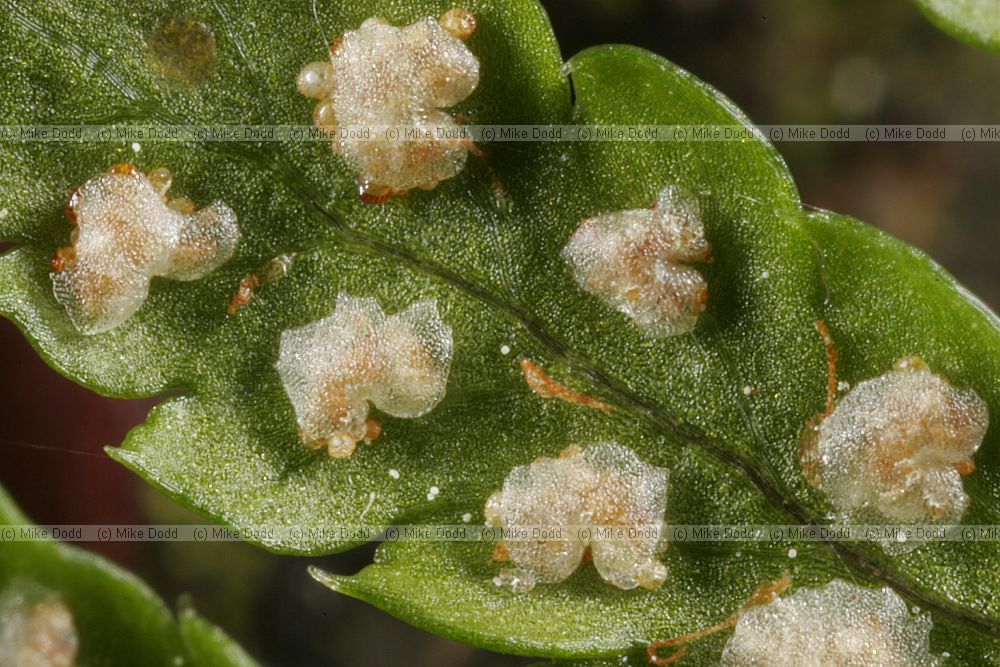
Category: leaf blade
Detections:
[
  {"x1": 2, "y1": 0, "x2": 1000, "y2": 661},
  {"x1": 0, "y1": 486, "x2": 256, "y2": 666},
  {"x1": 915, "y1": 0, "x2": 1000, "y2": 53}
]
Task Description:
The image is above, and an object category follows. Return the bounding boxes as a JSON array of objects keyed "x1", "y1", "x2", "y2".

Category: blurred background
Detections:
[{"x1": 2, "y1": 0, "x2": 999, "y2": 664}]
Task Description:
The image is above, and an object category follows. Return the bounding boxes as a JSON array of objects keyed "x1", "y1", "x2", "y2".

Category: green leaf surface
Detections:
[
  {"x1": 805, "y1": 209, "x2": 1000, "y2": 626},
  {"x1": 179, "y1": 600, "x2": 260, "y2": 667},
  {"x1": 915, "y1": 0, "x2": 1000, "y2": 53},
  {"x1": 0, "y1": 486, "x2": 255, "y2": 666},
  {"x1": 2, "y1": 0, "x2": 999, "y2": 662}
]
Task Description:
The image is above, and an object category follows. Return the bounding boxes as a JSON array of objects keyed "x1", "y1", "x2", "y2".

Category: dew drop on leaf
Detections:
[{"x1": 147, "y1": 16, "x2": 218, "y2": 84}]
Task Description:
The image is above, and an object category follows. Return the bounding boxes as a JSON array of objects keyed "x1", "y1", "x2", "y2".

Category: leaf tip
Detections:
[
  {"x1": 104, "y1": 445, "x2": 132, "y2": 464},
  {"x1": 307, "y1": 566, "x2": 345, "y2": 590}
]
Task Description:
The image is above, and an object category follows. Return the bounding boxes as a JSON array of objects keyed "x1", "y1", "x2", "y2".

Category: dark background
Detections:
[{"x1": 2, "y1": 1, "x2": 999, "y2": 664}]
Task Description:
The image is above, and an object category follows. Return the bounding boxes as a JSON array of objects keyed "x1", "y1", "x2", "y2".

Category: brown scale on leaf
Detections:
[
  {"x1": 110, "y1": 162, "x2": 139, "y2": 176},
  {"x1": 799, "y1": 319, "x2": 838, "y2": 486},
  {"x1": 520, "y1": 359, "x2": 612, "y2": 414},
  {"x1": 492, "y1": 541, "x2": 509, "y2": 562},
  {"x1": 227, "y1": 253, "x2": 296, "y2": 315},
  {"x1": 358, "y1": 186, "x2": 395, "y2": 206},
  {"x1": 647, "y1": 573, "x2": 792, "y2": 666},
  {"x1": 228, "y1": 274, "x2": 260, "y2": 315},
  {"x1": 50, "y1": 246, "x2": 75, "y2": 273}
]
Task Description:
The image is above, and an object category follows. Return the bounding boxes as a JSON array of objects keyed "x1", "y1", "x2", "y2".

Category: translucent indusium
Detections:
[
  {"x1": 803, "y1": 356, "x2": 987, "y2": 527},
  {"x1": 297, "y1": 10, "x2": 480, "y2": 203},
  {"x1": 562, "y1": 185, "x2": 711, "y2": 338},
  {"x1": 0, "y1": 580, "x2": 78, "y2": 667},
  {"x1": 276, "y1": 293, "x2": 453, "y2": 459},
  {"x1": 486, "y1": 442, "x2": 668, "y2": 593},
  {"x1": 51, "y1": 164, "x2": 239, "y2": 334},
  {"x1": 721, "y1": 579, "x2": 939, "y2": 666}
]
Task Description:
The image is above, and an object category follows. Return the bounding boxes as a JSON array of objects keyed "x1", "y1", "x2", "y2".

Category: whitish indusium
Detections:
[
  {"x1": 276, "y1": 294, "x2": 453, "y2": 459},
  {"x1": 297, "y1": 10, "x2": 480, "y2": 203},
  {"x1": 51, "y1": 164, "x2": 239, "y2": 334},
  {"x1": 562, "y1": 185, "x2": 711, "y2": 338},
  {"x1": 486, "y1": 442, "x2": 668, "y2": 593},
  {"x1": 721, "y1": 579, "x2": 939, "y2": 666},
  {"x1": 0, "y1": 581, "x2": 78, "y2": 667},
  {"x1": 802, "y1": 356, "x2": 987, "y2": 527}
]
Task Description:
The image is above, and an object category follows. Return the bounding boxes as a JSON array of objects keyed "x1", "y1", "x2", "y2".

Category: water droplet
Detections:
[{"x1": 148, "y1": 17, "x2": 218, "y2": 84}]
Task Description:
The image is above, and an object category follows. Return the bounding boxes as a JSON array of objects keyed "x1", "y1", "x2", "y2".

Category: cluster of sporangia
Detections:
[
  {"x1": 41, "y1": 8, "x2": 988, "y2": 664},
  {"x1": 0, "y1": 581, "x2": 78, "y2": 667},
  {"x1": 51, "y1": 164, "x2": 239, "y2": 335},
  {"x1": 296, "y1": 8, "x2": 479, "y2": 203},
  {"x1": 275, "y1": 294, "x2": 453, "y2": 459}
]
